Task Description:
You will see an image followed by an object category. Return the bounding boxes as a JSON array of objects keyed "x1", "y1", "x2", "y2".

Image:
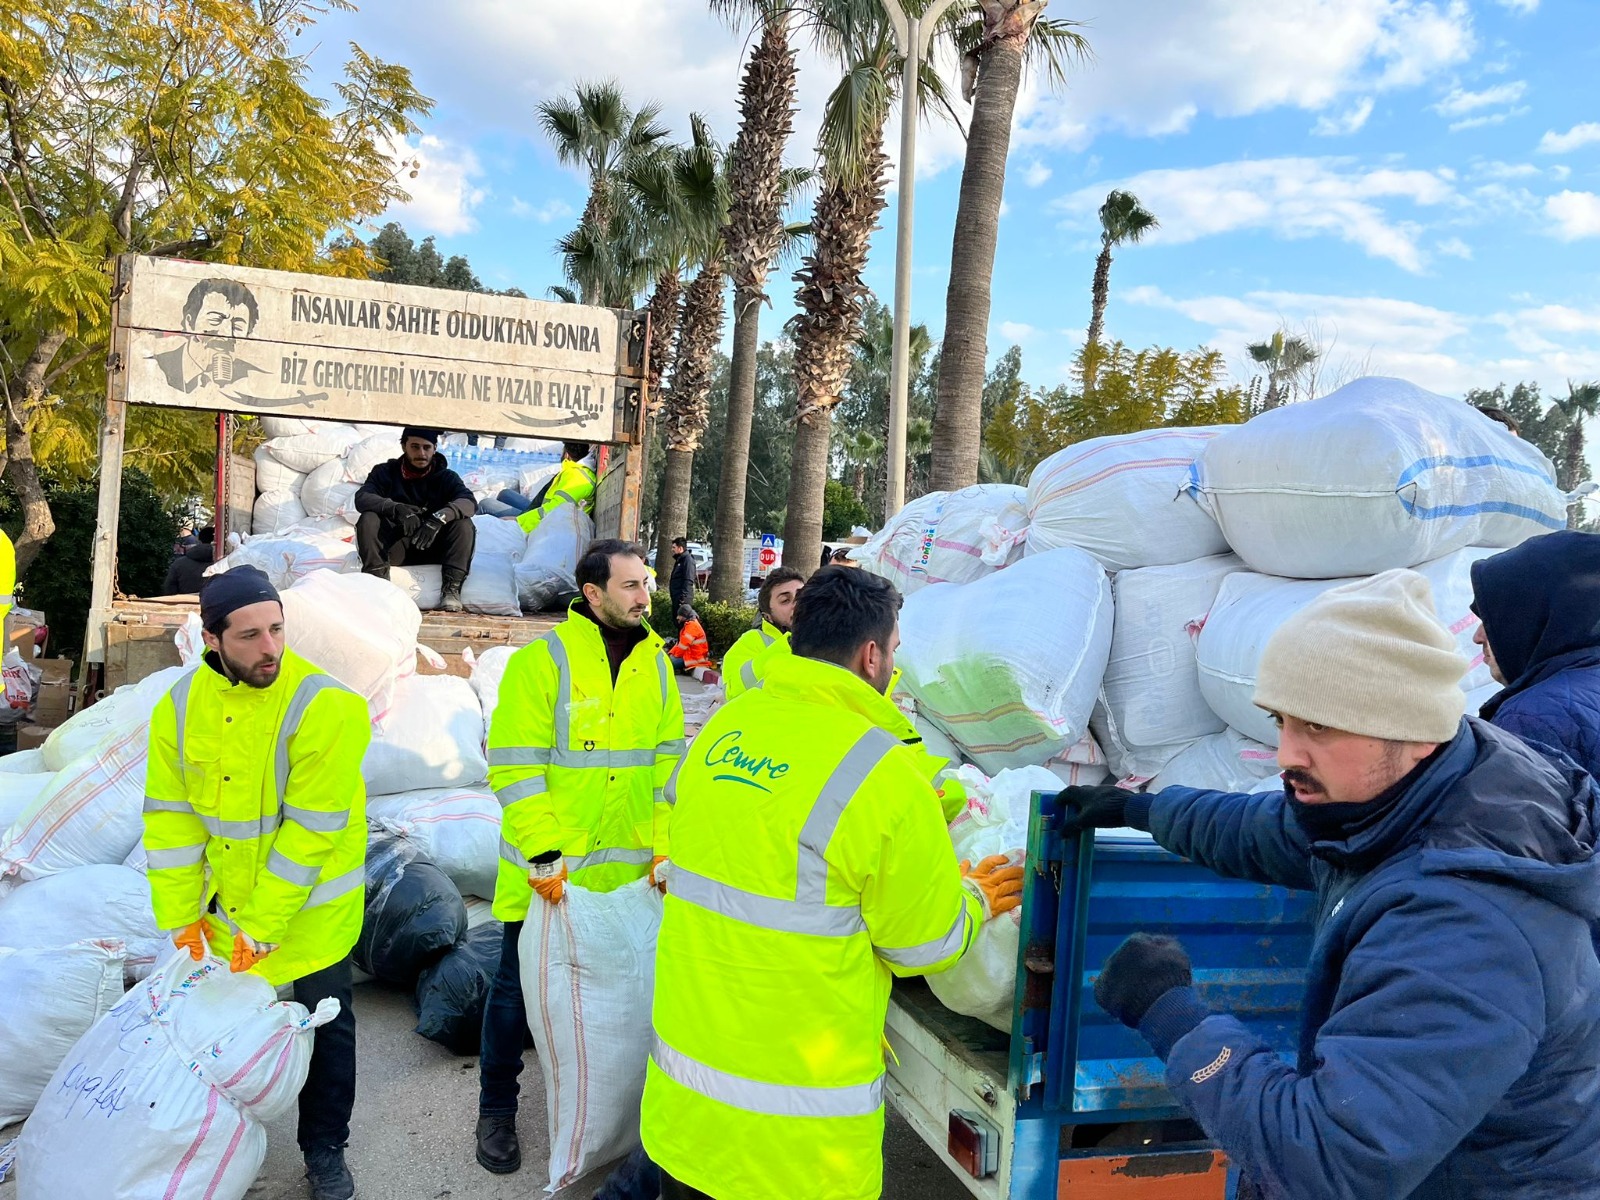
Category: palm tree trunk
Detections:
[
  {"x1": 1086, "y1": 244, "x2": 1112, "y2": 352},
  {"x1": 1564, "y1": 415, "x2": 1586, "y2": 523},
  {"x1": 930, "y1": 4, "x2": 1030, "y2": 493},
  {"x1": 1263, "y1": 376, "x2": 1283, "y2": 410},
  {"x1": 646, "y1": 267, "x2": 682, "y2": 413},
  {"x1": 782, "y1": 408, "x2": 833, "y2": 570},
  {"x1": 711, "y1": 287, "x2": 762, "y2": 599},
  {"x1": 656, "y1": 447, "x2": 695, "y2": 572},
  {"x1": 852, "y1": 461, "x2": 866, "y2": 499}
]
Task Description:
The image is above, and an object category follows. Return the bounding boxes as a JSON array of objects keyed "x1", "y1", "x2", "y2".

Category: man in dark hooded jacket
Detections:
[
  {"x1": 1060, "y1": 569, "x2": 1600, "y2": 1200},
  {"x1": 354, "y1": 427, "x2": 476, "y2": 612},
  {"x1": 1470, "y1": 529, "x2": 1600, "y2": 778},
  {"x1": 163, "y1": 525, "x2": 215, "y2": 594}
]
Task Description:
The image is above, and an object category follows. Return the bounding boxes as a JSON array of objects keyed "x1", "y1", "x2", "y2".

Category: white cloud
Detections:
[
  {"x1": 1493, "y1": 0, "x2": 1538, "y2": 11},
  {"x1": 1312, "y1": 97, "x2": 1376, "y2": 137},
  {"x1": 510, "y1": 197, "x2": 575, "y2": 224},
  {"x1": 1539, "y1": 123, "x2": 1600, "y2": 154},
  {"x1": 1447, "y1": 107, "x2": 1529, "y2": 133},
  {"x1": 1469, "y1": 160, "x2": 1541, "y2": 179},
  {"x1": 384, "y1": 135, "x2": 487, "y2": 236},
  {"x1": 1021, "y1": 160, "x2": 1053, "y2": 188},
  {"x1": 1432, "y1": 80, "x2": 1527, "y2": 117},
  {"x1": 998, "y1": 321, "x2": 1038, "y2": 342},
  {"x1": 1546, "y1": 191, "x2": 1600, "y2": 241},
  {"x1": 1436, "y1": 236, "x2": 1472, "y2": 258},
  {"x1": 1052, "y1": 156, "x2": 1457, "y2": 272}
]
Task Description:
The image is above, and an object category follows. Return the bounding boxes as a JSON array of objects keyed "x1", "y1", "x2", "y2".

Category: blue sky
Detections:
[{"x1": 307, "y1": 0, "x2": 1600, "y2": 404}]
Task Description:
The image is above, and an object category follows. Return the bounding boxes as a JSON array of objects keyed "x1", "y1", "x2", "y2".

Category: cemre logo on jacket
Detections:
[
  {"x1": 704, "y1": 731, "x2": 791, "y2": 792},
  {"x1": 1190, "y1": 1046, "x2": 1231, "y2": 1084}
]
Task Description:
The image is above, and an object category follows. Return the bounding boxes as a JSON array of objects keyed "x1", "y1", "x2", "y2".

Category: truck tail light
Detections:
[{"x1": 948, "y1": 1109, "x2": 999, "y2": 1179}]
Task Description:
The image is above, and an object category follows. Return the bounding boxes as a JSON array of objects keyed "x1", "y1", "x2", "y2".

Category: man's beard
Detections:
[
  {"x1": 595, "y1": 592, "x2": 646, "y2": 628},
  {"x1": 219, "y1": 646, "x2": 282, "y2": 689}
]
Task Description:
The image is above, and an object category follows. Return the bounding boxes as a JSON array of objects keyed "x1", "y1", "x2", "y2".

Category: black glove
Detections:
[
  {"x1": 1094, "y1": 933, "x2": 1193, "y2": 1029},
  {"x1": 396, "y1": 509, "x2": 422, "y2": 538},
  {"x1": 411, "y1": 516, "x2": 444, "y2": 551},
  {"x1": 1057, "y1": 784, "x2": 1131, "y2": 837}
]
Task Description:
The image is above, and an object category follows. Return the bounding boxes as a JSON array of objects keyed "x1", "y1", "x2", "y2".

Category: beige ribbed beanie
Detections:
[{"x1": 1253, "y1": 569, "x2": 1468, "y2": 743}]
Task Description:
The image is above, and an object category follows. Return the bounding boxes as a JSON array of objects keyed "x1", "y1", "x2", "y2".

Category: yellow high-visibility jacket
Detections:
[
  {"x1": 142, "y1": 648, "x2": 369, "y2": 986},
  {"x1": 641, "y1": 653, "x2": 981, "y2": 1200},
  {"x1": 0, "y1": 529, "x2": 14, "y2": 634},
  {"x1": 488, "y1": 605, "x2": 684, "y2": 921},
  {"x1": 516, "y1": 459, "x2": 597, "y2": 534},
  {"x1": 721, "y1": 620, "x2": 789, "y2": 698}
]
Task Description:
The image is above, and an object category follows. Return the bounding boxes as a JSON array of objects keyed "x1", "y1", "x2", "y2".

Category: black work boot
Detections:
[
  {"x1": 304, "y1": 1145, "x2": 356, "y2": 1200},
  {"x1": 367, "y1": 564, "x2": 391, "y2": 582},
  {"x1": 475, "y1": 1113, "x2": 521, "y2": 1174},
  {"x1": 440, "y1": 568, "x2": 467, "y2": 613}
]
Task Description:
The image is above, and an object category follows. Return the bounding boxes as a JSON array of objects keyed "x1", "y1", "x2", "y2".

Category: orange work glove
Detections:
[
  {"x1": 960, "y1": 854, "x2": 1025, "y2": 918},
  {"x1": 528, "y1": 859, "x2": 568, "y2": 904},
  {"x1": 172, "y1": 920, "x2": 208, "y2": 962},
  {"x1": 649, "y1": 856, "x2": 670, "y2": 894},
  {"x1": 229, "y1": 931, "x2": 278, "y2": 974}
]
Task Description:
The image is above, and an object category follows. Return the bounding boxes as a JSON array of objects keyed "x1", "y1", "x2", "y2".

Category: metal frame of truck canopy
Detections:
[
  {"x1": 82, "y1": 253, "x2": 650, "y2": 693},
  {"x1": 885, "y1": 789, "x2": 1314, "y2": 1198}
]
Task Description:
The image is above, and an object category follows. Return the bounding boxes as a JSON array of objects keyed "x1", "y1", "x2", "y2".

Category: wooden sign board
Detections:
[{"x1": 109, "y1": 255, "x2": 647, "y2": 442}]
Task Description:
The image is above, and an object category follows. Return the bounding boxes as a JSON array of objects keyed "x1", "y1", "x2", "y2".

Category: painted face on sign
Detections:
[{"x1": 185, "y1": 290, "x2": 255, "y2": 348}]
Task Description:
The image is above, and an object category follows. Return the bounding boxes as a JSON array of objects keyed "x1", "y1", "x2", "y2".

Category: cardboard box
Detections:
[
  {"x1": 37, "y1": 658, "x2": 72, "y2": 685},
  {"x1": 33, "y1": 681, "x2": 72, "y2": 727},
  {"x1": 16, "y1": 723, "x2": 50, "y2": 752}
]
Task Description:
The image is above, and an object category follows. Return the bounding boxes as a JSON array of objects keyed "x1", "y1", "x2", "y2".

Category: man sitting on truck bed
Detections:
[
  {"x1": 353, "y1": 426, "x2": 476, "y2": 612},
  {"x1": 1061, "y1": 569, "x2": 1600, "y2": 1200}
]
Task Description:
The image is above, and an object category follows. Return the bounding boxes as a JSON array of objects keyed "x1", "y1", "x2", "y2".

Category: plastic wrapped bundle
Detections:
[{"x1": 354, "y1": 834, "x2": 467, "y2": 988}]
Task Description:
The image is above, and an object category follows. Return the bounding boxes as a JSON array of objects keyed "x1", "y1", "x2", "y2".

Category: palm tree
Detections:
[
  {"x1": 905, "y1": 415, "x2": 934, "y2": 501},
  {"x1": 928, "y1": 2, "x2": 1090, "y2": 492},
  {"x1": 1246, "y1": 331, "x2": 1319, "y2": 409},
  {"x1": 706, "y1": 0, "x2": 803, "y2": 601},
  {"x1": 1555, "y1": 381, "x2": 1600, "y2": 520},
  {"x1": 977, "y1": 445, "x2": 1028, "y2": 485},
  {"x1": 842, "y1": 429, "x2": 885, "y2": 499},
  {"x1": 1085, "y1": 190, "x2": 1158, "y2": 363},
  {"x1": 537, "y1": 81, "x2": 672, "y2": 305},
  {"x1": 781, "y1": 12, "x2": 896, "y2": 573}
]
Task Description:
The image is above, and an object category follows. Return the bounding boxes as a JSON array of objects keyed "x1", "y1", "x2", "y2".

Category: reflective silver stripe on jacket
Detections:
[
  {"x1": 281, "y1": 801, "x2": 349, "y2": 833},
  {"x1": 874, "y1": 905, "x2": 972, "y2": 969},
  {"x1": 495, "y1": 775, "x2": 549, "y2": 808},
  {"x1": 668, "y1": 727, "x2": 899, "y2": 936},
  {"x1": 651, "y1": 1035, "x2": 883, "y2": 1119},
  {"x1": 275, "y1": 674, "x2": 353, "y2": 802},
  {"x1": 663, "y1": 756, "x2": 686, "y2": 806},
  {"x1": 498, "y1": 839, "x2": 651, "y2": 874},
  {"x1": 144, "y1": 796, "x2": 197, "y2": 816},
  {"x1": 303, "y1": 866, "x2": 364, "y2": 908},
  {"x1": 145, "y1": 843, "x2": 207, "y2": 869},
  {"x1": 739, "y1": 661, "x2": 759, "y2": 690},
  {"x1": 0, "y1": 593, "x2": 13, "y2": 606},
  {"x1": 169, "y1": 670, "x2": 197, "y2": 776},
  {"x1": 266, "y1": 846, "x2": 322, "y2": 888}
]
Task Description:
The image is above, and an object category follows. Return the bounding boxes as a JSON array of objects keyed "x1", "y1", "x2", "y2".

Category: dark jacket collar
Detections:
[{"x1": 1480, "y1": 646, "x2": 1600, "y2": 721}]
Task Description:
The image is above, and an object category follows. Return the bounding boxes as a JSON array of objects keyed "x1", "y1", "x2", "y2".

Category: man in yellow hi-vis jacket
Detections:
[
  {"x1": 474, "y1": 538, "x2": 684, "y2": 1175},
  {"x1": 721, "y1": 565, "x2": 804, "y2": 699},
  {"x1": 642, "y1": 566, "x2": 1022, "y2": 1200},
  {"x1": 142, "y1": 566, "x2": 369, "y2": 1200},
  {"x1": 514, "y1": 440, "x2": 597, "y2": 535}
]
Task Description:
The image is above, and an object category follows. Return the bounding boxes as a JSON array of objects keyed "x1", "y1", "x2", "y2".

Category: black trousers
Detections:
[
  {"x1": 478, "y1": 920, "x2": 526, "y2": 1116},
  {"x1": 293, "y1": 957, "x2": 357, "y2": 1152},
  {"x1": 355, "y1": 510, "x2": 475, "y2": 576},
  {"x1": 661, "y1": 1173, "x2": 713, "y2": 1200}
]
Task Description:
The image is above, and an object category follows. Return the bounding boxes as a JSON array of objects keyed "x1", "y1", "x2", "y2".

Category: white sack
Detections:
[
  {"x1": 352, "y1": 422, "x2": 401, "y2": 439},
  {"x1": 366, "y1": 787, "x2": 500, "y2": 900},
  {"x1": 516, "y1": 504, "x2": 592, "y2": 611},
  {"x1": 469, "y1": 645, "x2": 518, "y2": 726},
  {"x1": 1187, "y1": 378, "x2": 1566, "y2": 578},
  {"x1": 0, "y1": 748, "x2": 47, "y2": 773},
  {"x1": 475, "y1": 513, "x2": 531, "y2": 561},
  {"x1": 1024, "y1": 427, "x2": 1230, "y2": 570},
  {"x1": 390, "y1": 564, "x2": 442, "y2": 609},
  {"x1": 363, "y1": 675, "x2": 487, "y2": 796},
  {"x1": 1091, "y1": 555, "x2": 1243, "y2": 782},
  {"x1": 898, "y1": 548, "x2": 1113, "y2": 773},
  {"x1": 854, "y1": 485, "x2": 1030, "y2": 596},
  {"x1": 281, "y1": 570, "x2": 420, "y2": 724},
  {"x1": 251, "y1": 488, "x2": 308, "y2": 534},
  {"x1": 343, "y1": 432, "x2": 400, "y2": 483},
  {"x1": 263, "y1": 426, "x2": 360, "y2": 473},
  {"x1": 1195, "y1": 548, "x2": 1495, "y2": 747},
  {"x1": 252, "y1": 444, "x2": 307, "y2": 494},
  {"x1": 0, "y1": 864, "x2": 162, "y2": 951},
  {"x1": 0, "y1": 771, "x2": 53, "y2": 833},
  {"x1": 461, "y1": 553, "x2": 521, "y2": 617},
  {"x1": 207, "y1": 529, "x2": 355, "y2": 590},
  {"x1": 930, "y1": 766, "x2": 1059, "y2": 1033},
  {"x1": 18, "y1": 952, "x2": 336, "y2": 1200},
  {"x1": 42, "y1": 664, "x2": 188, "y2": 772},
  {"x1": 0, "y1": 940, "x2": 126, "y2": 1127},
  {"x1": 1042, "y1": 731, "x2": 1114, "y2": 787},
  {"x1": 260, "y1": 417, "x2": 359, "y2": 441},
  {"x1": 520, "y1": 880, "x2": 662, "y2": 1192},
  {"x1": 300, "y1": 457, "x2": 360, "y2": 524},
  {"x1": 1147, "y1": 728, "x2": 1282, "y2": 794}
]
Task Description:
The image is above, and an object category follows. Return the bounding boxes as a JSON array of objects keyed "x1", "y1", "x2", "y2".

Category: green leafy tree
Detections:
[
  {"x1": 821, "y1": 478, "x2": 871, "y2": 539},
  {"x1": 365, "y1": 222, "x2": 487, "y2": 291},
  {"x1": 0, "y1": 0, "x2": 430, "y2": 574}
]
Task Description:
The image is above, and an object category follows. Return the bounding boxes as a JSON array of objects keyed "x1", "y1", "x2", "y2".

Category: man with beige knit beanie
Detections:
[{"x1": 1059, "y1": 569, "x2": 1600, "y2": 1200}]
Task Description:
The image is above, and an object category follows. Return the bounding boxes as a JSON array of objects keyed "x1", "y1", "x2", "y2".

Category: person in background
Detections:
[
  {"x1": 641, "y1": 567, "x2": 1020, "y2": 1200},
  {"x1": 474, "y1": 539, "x2": 683, "y2": 1177},
  {"x1": 163, "y1": 525, "x2": 215, "y2": 595},
  {"x1": 512, "y1": 441, "x2": 596, "y2": 535},
  {"x1": 819, "y1": 544, "x2": 834, "y2": 572},
  {"x1": 1476, "y1": 406, "x2": 1521, "y2": 437},
  {"x1": 667, "y1": 604, "x2": 718, "y2": 684},
  {"x1": 142, "y1": 566, "x2": 370, "y2": 1200},
  {"x1": 1470, "y1": 529, "x2": 1600, "y2": 778},
  {"x1": 1059, "y1": 569, "x2": 1600, "y2": 1200},
  {"x1": 668, "y1": 536, "x2": 694, "y2": 615},
  {"x1": 354, "y1": 427, "x2": 476, "y2": 612},
  {"x1": 831, "y1": 546, "x2": 858, "y2": 568},
  {"x1": 722, "y1": 566, "x2": 804, "y2": 699}
]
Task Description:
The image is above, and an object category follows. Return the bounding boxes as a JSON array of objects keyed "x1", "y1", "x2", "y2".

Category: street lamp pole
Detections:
[{"x1": 882, "y1": 0, "x2": 958, "y2": 521}]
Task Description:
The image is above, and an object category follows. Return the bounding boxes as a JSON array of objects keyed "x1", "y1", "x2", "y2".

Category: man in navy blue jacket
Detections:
[
  {"x1": 1062, "y1": 569, "x2": 1600, "y2": 1200},
  {"x1": 1470, "y1": 529, "x2": 1600, "y2": 778}
]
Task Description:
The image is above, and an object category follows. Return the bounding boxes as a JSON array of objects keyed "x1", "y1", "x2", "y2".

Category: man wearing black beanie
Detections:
[{"x1": 353, "y1": 427, "x2": 477, "y2": 611}]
